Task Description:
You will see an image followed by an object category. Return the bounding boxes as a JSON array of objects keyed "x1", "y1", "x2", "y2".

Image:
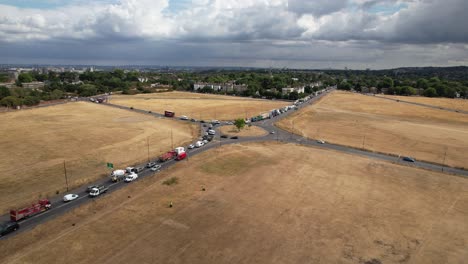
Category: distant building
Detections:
[
  {"x1": 0, "y1": 82, "x2": 15, "y2": 89},
  {"x1": 137, "y1": 77, "x2": 148, "y2": 83},
  {"x1": 193, "y1": 82, "x2": 248, "y2": 93},
  {"x1": 282, "y1": 87, "x2": 304, "y2": 95},
  {"x1": 22, "y1": 82, "x2": 45, "y2": 89}
]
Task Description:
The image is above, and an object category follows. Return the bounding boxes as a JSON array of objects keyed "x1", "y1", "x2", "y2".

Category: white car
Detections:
[
  {"x1": 195, "y1": 141, "x2": 204, "y2": 148},
  {"x1": 317, "y1": 140, "x2": 325, "y2": 144},
  {"x1": 180, "y1": 115, "x2": 189, "y2": 120},
  {"x1": 202, "y1": 139, "x2": 209, "y2": 144},
  {"x1": 151, "y1": 165, "x2": 162, "y2": 171},
  {"x1": 208, "y1": 129, "x2": 216, "y2": 135},
  {"x1": 125, "y1": 173, "x2": 138, "y2": 182},
  {"x1": 63, "y1": 194, "x2": 79, "y2": 202},
  {"x1": 188, "y1": 144, "x2": 195, "y2": 149}
]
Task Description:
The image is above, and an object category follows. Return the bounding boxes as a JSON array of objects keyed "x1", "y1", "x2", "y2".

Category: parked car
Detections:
[
  {"x1": 402, "y1": 156, "x2": 415, "y2": 162},
  {"x1": 202, "y1": 139, "x2": 209, "y2": 144},
  {"x1": 190, "y1": 118, "x2": 197, "y2": 122},
  {"x1": 270, "y1": 131, "x2": 275, "y2": 134},
  {"x1": 125, "y1": 173, "x2": 139, "y2": 182},
  {"x1": 195, "y1": 141, "x2": 204, "y2": 148},
  {"x1": 208, "y1": 130, "x2": 216, "y2": 135},
  {"x1": 221, "y1": 135, "x2": 228, "y2": 138},
  {"x1": 146, "y1": 162, "x2": 157, "y2": 168},
  {"x1": 180, "y1": 115, "x2": 189, "y2": 120},
  {"x1": 151, "y1": 165, "x2": 162, "y2": 171},
  {"x1": 317, "y1": 140, "x2": 325, "y2": 144},
  {"x1": 63, "y1": 194, "x2": 79, "y2": 202},
  {"x1": 0, "y1": 222, "x2": 19, "y2": 237},
  {"x1": 230, "y1": 136, "x2": 239, "y2": 139},
  {"x1": 188, "y1": 144, "x2": 195, "y2": 149}
]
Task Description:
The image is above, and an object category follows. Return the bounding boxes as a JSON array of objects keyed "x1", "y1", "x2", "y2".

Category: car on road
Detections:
[
  {"x1": 270, "y1": 131, "x2": 275, "y2": 134},
  {"x1": 191, "y1": 118, "x2": 197, "y2": 122},
  {"x1": 402, "y1": 156, "x2": 415, "y2": 162},
  {"x1": 317, "y1": 140, "x2": 325, "y2": 144},
  {"x1": 221, "y1": 135, "x2": 228, "y2": 138},
  {"x1": 146, "y1": 161, "x2": 157, "y2": 168},
  {"x1": 211, "y1": 120, "x2": 220, "y2": 125},
  {"x1": 230, "y1": 136, "x2": 239, "y2": 139},
  {"x1": 150, "y1": 165, "x2": 162, "y2": 171},
  {"x1": 208, "y1": 129, "x2": 216, "y2": 135},
  {"x1": 195, "y1": 141, "x2": 204, "y2": 148},
  {"x1": 188, "y1": 144, "x2": 195, "y2": 149},
  {"x1": 0, "y1": 222, "x2": 19, "y2": 237},
  {"x1": 180, "y1": 115, "x2": 189, "y2": 120},
  {"x1": 125, "y1": 173, "x2": 138, "y2": 182},
  {"x1": 86, "y1": 185, "x2": 99, "y2": 193},
  {"x1": 63, "y1": 194, "x2": 79, "y2": 202},
  {"x1": 202, "y1": 139, "x2": 209, "y2": 144}
]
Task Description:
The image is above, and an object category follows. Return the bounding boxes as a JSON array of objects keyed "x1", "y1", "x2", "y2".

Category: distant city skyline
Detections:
[{"x1": 0, "y1": 0, "x2": 467, "y2": 69}]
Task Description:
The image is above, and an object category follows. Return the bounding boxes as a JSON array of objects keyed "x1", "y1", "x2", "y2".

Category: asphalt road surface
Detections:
[{"x1": 2, "y1": 88, "x2": 467, "y2": 240}]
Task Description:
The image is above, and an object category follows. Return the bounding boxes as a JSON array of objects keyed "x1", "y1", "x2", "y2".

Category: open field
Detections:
[
  {"x1": 218, "y1": 125, "x2": 268, "y2": 137},
  {"x1": 278, "y1": 91, "x2": 468, "y2": 169},
  {"x1": 110, "y1": 91, "x2": 290, "y2": 121},
  {"x1": 0, "y1": 102, "x2": 198, "y2": 213},
  {"x1": 378, "y1": 94, "x2": 468, "y2": 112},
  {"x1": 1, "y1": 142, "x2": 467, "y2": 264}
]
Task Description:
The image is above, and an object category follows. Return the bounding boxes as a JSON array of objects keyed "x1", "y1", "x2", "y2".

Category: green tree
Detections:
[
  {"x1": 0, "y1": 96, "x2": 22, "y2": 107},
  {"x1": 416, "y1": 78, "x2": 429, "y2": 89},
  {"x1": 234, "y1": 118, "x2": 246, "y2": 131},
  {"x1": 18, "y1": 73, "x2": 33, "y2": 83},
  {"x1": 0, "y1": 86, "x2": 10, "y2": 99},
  {"x1": 50, "y1": 89, "x2": 64, "y2": 100},
  {"x1": 23, "y1": 96, "x2": 41, "y2": 106},
  {"x1": 423, "y1": 88, "x2": 437, "y2": 97},
  {"x1": 288, "y1": 91, "x2": 299, "y2": 100},
  {"x1": 304, "y1": 86, "x2": 312, "y2": 94}
]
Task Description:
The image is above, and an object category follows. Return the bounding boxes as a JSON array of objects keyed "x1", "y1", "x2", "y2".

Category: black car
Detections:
[
  {"x1": 230, "y1": 136, "x2": 239, "y2": 139},
  {"x1": 402, "y1": 156, "x2": 415, "y2": 162},
  {"x1": 200, "y1": 120, "x2": 205, "y2": 123},
  {"x1": 0, "y1": 221, "x2": 19, "y2": 237},
  {"x1": 221, "y1": 135, "x2": 228, "y2": 138}
]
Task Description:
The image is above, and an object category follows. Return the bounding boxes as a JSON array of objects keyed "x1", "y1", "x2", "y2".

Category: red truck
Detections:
[
  {"x1": 164, "y1": 110, "x2": 175, "y2": 117},
  {"x1": 176, "y1": 152, "x2": 187, "y2": 161},
  {"x1": 10, "y1": 199, "x2": 51, "y2": 222},
  {"x1": 159, "y1": 150, "x2": 177, "y2": 162}
]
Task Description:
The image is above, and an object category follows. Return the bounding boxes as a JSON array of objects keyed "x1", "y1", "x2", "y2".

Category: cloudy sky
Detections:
[{"x1": 0, "y1": 0, "x2": 467, "y2": 69}]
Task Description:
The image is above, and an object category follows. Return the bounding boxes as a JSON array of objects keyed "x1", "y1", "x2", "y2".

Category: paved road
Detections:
[
  {"x1": 2, "y1": 88, "x2": 467, "y2": 240},
  {"x1": 368, "y1": 94, "x2": 468, "y2": 115}
]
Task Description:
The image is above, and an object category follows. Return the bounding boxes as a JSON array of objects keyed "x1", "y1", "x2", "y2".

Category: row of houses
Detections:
[
  {"x1": 193, "y1": 82, "x2": 249, "y2": 93},
  {"x1": 0, "y1": 81, "x2": 45, "y2": 89},
  {"x1": 280, "y1": 81, "x2": 323, "y2": 95}
]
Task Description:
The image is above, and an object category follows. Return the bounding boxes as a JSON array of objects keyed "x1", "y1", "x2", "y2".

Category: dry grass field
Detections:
[
  {"x1": 278, "y1": 91, "x2": 468, "y2": 169},
  {"x1": 110, "y1": 91, "x2": 289, "y2": 121},
  {"x1": 378, "y1": 94, "x2": 468, "y2": 112},
  {"x1": 0, "y1": 102, "x2": 198, "y2": 213},
  {"x1": 218, "y1": 125, "x2": 268, "y2": 137},
  {"x1": 1, "y1": 142, "x2": 467, "y2": 264}
]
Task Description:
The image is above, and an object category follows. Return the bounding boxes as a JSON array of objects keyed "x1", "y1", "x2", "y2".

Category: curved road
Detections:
[{"x1": 2, "y1": 88, "x2": 467, "y2": 240}]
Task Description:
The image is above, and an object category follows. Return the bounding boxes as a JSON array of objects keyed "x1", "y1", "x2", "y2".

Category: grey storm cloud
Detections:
[{"x1": 0, "y1": 0, "x2": 467, "y2": 68}]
